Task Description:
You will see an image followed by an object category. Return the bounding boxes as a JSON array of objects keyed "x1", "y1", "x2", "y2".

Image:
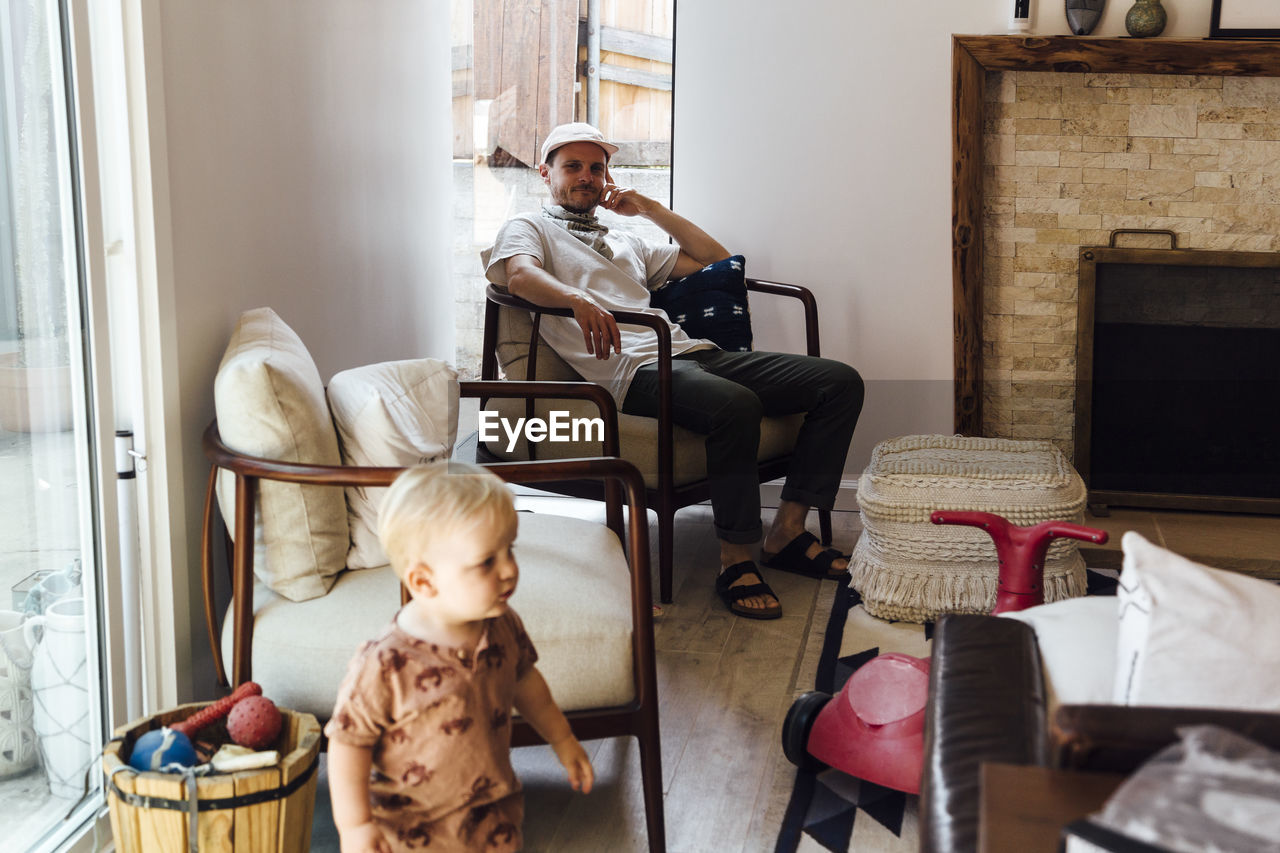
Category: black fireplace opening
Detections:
[{"x1": 1079, "y1": 253, "x2": 1280, "y2": 508}]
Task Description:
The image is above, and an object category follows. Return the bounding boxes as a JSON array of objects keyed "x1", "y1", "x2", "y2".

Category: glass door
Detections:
[
  {"x1": 0, "y1": 0, "x2": 106, "y2": 848},
  {"x1": 450, "y1": 0, "x2": 675, "y2": 377}
]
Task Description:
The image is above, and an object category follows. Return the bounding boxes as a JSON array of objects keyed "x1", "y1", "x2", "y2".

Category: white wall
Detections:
[
  {"x1": 137, "y1": 0, "x2": 453, "y2": 700},
  {"x1": 673, "y1": 0, "x2": 1216, "y2": 474}
]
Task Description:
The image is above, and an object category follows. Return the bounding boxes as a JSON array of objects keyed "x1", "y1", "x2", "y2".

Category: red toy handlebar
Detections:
[{"x1": 930, "y1": 510, "x2": 1109, "y2": 614}]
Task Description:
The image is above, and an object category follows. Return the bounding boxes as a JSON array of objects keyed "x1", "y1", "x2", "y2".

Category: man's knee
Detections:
[
  {"x1": 823, "y1": 361, "x2": 864, "y2": 411},
  {"x1": 707, "y1": 385, "x2": 763, "y2": 433}
]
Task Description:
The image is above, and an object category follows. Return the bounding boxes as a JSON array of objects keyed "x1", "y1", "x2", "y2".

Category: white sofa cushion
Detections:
[
  {"x1": 1113, "y1": 531, "x2": 1280, "y2": 710},
  {"x1": 326, "y1": 359, "x2": 459, "y2": 569},
  {"x1": 1003, "y1": 596, "x2": 1117, "y2": 720},
  {"x1": 214, "y1": 308, "x2": 348, "y2": 601},
  {"x1": 224, "y1": 513, "x2": 635, "y2": 720}
]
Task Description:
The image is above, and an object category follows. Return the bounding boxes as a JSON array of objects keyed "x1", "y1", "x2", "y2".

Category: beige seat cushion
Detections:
[
  {"x1": 223, "y1": 513, "x2": 635, "y2": 720},
  {"x1": 214, "y1": 308, "x2": 349, "y2": 601},
  {"x1": 489, "y1": 302, "x2": 803, "y2": 486}
]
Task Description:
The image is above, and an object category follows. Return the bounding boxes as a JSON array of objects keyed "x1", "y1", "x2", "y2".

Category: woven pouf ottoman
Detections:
[{"x1": 849, "y1": 434, "x2": 1088, "y2": 623}]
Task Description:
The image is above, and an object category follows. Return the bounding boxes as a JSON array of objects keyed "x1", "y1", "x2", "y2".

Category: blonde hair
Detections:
[{"x1": 377, "y1": 461, "x2": 516, "y2": 578}]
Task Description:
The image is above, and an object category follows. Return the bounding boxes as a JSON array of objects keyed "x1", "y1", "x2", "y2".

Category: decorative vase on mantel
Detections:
[
  {"x1": 23, "y1": 597, "x2": 91, "y2": 799},
  {"x1": 1066, "y1": 0, "x2": 1106, "y2": 36},
  {"x1": 1125, "y1": 0, "x2": 1167, "y2": 37}
]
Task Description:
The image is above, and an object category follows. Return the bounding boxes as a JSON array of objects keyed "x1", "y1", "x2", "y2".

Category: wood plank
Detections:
[
  {"x1": 979, "y1": 763, "x2": 1124, "y2": 853},
  {"x1": 577, "y1": 21, "x2": 673, "y2": 63},
  {"x1": 135, "y1": 772, "x2": 190, "y2": 851},
  {"x1": 473, "y1": 0, "x2": 503, "y2": 100},
  {"x1": 539, "y1": 737, "x2": 650, "y2": 852},
  {"x1": 602, "y1": 27, "x2": 672, "y2": 63},
  {"x1": 597, "y1": 62, "x2": 672, "y2": 92},
  {"x1": 956, "y1": 35, "x2": 1280, "y2": 77},
  {"x1": 103, "y1": 747, "x2": 143, "y2": 853},
  {"x1": 534, "y1": 0, "x2": 579, "y2": 164},
  {"x1": 497, "y1": 0, "x2": 541, "y2": 166},
  {"x1": 278, "y1": 712, "x2": 322, "y2": 853},
  {"x1": 233, "y1": 764, "x2": 282, "y2": 851},
  {"x1": 197, "y1": 773, "x2": 236, "y2": 852},
  {"x1": 660, "y1": 589, "x2": 818, "y2": 852},
  {"x1": 952, "y1": 37, "x2": 986, "y2": 436},
  {"x1": 513, "y1": 739, "x2": 608, "y2": 846},
  {"x1": 653, "y1": 650, "x2": 720, "y2": 791}
]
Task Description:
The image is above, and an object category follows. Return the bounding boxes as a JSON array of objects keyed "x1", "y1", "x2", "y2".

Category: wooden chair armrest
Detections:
[
  {"x1": 484, "y1": 284, "x2": 673, "y2": 360},
  {"x1": 484, "y1": 283, "x2": 675, "y2": 485},
  {"x1": 1052, "y1": 704, "x2": 1280, "y2": 773},
  {"x1": 746, "y1": 277, "x2": 821, "y2": 357},
  {"x1": 202, "y1": 421, "x2": 656, "y2": 720}
]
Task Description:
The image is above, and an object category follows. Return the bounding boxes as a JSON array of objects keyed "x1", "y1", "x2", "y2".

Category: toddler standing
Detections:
[{"x1": 325, "y1": 462, "x2": 593, "y2": 852}]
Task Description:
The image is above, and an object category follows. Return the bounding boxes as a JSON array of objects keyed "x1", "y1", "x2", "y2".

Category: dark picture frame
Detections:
[{"x1": 1210, "y1": 0, "x2": 1280, "y2": 38}]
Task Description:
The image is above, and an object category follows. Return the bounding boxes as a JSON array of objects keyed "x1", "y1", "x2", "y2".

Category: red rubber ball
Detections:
[{"x1": 226, "y1": 695, "x2": 283, "y2": 750}]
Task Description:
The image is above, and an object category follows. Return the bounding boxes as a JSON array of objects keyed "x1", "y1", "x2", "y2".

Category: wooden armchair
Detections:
[
  {"x1": 480, "y1": 279, "x2": 833, "y2": 604},
  {"x1": 201, "y1": 381, "x2": 665, "y2": 851}
]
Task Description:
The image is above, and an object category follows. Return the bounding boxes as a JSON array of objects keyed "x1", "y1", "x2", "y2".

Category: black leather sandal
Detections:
[
  {"x1": 761, "y1": 530, "x2": 849, "y2": 580},
  {"x1": 715, "y1": 561, "x2": 782, "y2": 620}
]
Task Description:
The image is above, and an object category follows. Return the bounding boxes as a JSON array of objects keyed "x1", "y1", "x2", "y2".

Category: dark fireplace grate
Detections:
[{"x1": 1076, "y1": 246, "x2": 1280, "y2": 514}]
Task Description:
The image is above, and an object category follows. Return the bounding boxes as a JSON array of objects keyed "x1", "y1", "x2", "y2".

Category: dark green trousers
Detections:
[{"x1": 621, "y1": 349, "x2": 864, "y2": 544}]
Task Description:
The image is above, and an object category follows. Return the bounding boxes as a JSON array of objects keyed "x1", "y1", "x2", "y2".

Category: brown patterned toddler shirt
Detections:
[{"x1": 325, "y1": 609, "x2": 538, "y2": 851}]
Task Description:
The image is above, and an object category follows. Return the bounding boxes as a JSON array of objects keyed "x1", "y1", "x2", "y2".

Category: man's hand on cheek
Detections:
[{"x1": 600, "y1": 185, "x2": 652, "y2": 218}]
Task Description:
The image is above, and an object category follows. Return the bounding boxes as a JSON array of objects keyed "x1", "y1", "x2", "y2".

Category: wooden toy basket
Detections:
[{"x1": 101, "y1": 702, "x2": 320, "y2": 853}]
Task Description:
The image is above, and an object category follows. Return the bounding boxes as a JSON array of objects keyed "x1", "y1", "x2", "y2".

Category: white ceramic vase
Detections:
[
  {"x1": 0, "y1": 610, "x2": 38, "y2": 776},
  {"x1": 24, "y1": 598, "x2": 91, "y2": 799}
]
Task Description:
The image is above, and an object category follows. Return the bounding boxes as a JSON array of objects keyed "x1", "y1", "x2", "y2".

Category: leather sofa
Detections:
[{"x1": 920, "y1": 612, "x2": 1280, "y2": 853}]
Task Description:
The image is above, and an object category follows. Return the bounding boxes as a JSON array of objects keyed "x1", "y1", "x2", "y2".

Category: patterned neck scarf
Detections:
[{"x1": 541, "y1": 204, "x2": 613, "y2": 260}]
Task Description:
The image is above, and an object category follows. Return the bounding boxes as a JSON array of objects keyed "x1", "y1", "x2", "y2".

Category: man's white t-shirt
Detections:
[{"x1": 482, "y1": 212, "x2": 716, "y2": 405}]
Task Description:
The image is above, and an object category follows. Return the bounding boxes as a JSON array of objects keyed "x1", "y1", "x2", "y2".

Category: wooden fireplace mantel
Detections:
[{"x1": 951, "y1": 35, "x2": 1280, "y2": 434}]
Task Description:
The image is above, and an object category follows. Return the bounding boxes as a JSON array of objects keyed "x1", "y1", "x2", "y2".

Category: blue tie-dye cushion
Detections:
[{"x1": 650, "y1": 255, "x2": 752, "y2": 352}]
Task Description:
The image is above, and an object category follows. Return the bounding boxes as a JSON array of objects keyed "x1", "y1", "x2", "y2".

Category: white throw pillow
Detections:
[
  {"x1": 1003, "y1": 596, "x2": 1117, "y2": 715},
  {"x1": 1113, "y1": 531, "x2": 1280, "y2": 710},
  {"x1": 214, "y1": 308, "x2": 349, "y2": 602},
  {"x1": 327, "y1": 358, "x2": 459, "y2": 568}
]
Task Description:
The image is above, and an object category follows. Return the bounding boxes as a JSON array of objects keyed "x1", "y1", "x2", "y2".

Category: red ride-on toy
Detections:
[{"x1": 782, "y1": 511, "x2": 1108, "y2": 793}]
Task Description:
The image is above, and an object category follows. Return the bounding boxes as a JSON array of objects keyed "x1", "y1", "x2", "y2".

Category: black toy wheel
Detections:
[{"x1": 782, "y1": 691, "x2": 831, "y2": 771}]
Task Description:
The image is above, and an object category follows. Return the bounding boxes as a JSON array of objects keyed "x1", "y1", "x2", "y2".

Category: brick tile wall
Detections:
[{"x1": 982, "y1": 71, "x2": 1280, "y2": 455}]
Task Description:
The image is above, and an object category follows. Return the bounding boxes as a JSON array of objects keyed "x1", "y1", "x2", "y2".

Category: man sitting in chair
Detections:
[{"x1": 481, "y1": 123, "x2": 863, "y2": 620}]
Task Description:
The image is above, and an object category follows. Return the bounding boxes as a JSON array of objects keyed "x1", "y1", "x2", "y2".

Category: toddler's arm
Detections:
[
  {"x1": 328, "y1": 740, "x2": 391, "y2": 853},
  {"x1": 514, "y1": 666, "x2": 595, "y2": 793}
]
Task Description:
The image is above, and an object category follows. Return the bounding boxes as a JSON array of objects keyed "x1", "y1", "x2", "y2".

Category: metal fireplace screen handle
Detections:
[{"x1": 1108, "y1": 228, "x2": 1177, "y2": 249}]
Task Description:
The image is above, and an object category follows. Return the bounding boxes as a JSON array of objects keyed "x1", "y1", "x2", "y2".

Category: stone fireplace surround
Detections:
[{"x1": 950, "y1": 36, "x2": 1280, "y2": 459}]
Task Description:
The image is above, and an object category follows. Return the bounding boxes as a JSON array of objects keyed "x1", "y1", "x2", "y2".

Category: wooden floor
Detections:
[
  {"x1": 1080, "y1": 505, "x2": 1280, "y2": 579},
  {"x1": 307, "y1": 499, "x2": 1280, "y2": 852},
  {"x1": 310, "y1": 501, "x2": 864, "y2": 853}
]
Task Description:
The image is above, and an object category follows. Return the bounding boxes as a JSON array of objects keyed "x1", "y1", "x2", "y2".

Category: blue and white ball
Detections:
[{"x1": 128, "y1": 727, "x2": 198, "y2": 772}]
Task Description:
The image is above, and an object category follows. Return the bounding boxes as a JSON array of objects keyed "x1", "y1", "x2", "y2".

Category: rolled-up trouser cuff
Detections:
[
  {"x1": 715, "y1": 520, "x2": 763, "y2": 545},
  {"x1": 780, "y1": 485, "x2": 831, "y2": 512}
]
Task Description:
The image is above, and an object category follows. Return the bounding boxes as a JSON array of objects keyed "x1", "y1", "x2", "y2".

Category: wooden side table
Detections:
[{"x1": 979, "y1": 762, "x2": 1127, "y2": 853}]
